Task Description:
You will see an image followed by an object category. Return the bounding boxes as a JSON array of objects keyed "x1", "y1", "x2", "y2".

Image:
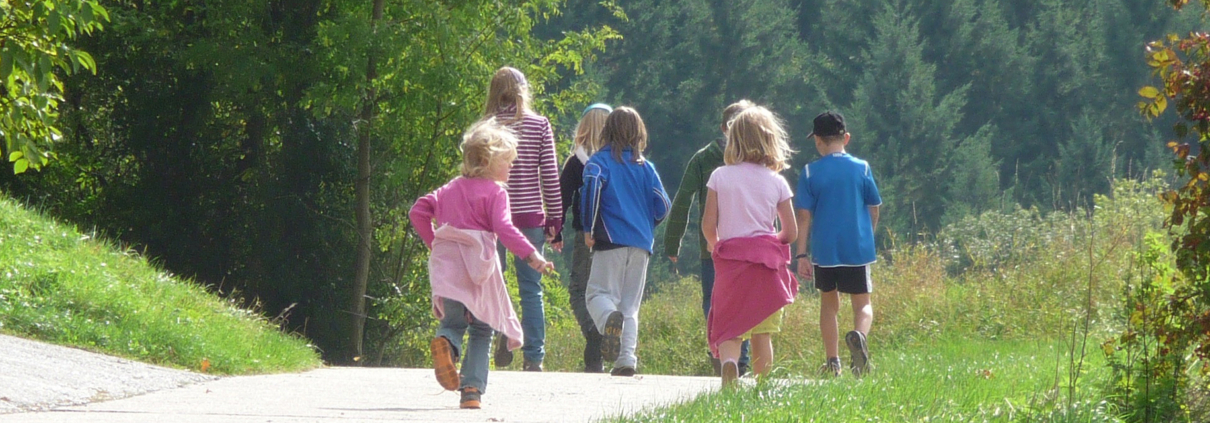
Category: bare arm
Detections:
[
  {"x1": 869, "y1": 205, "x2": 880, "y2": 232},
  {"x1": 701, "y1": 189, "x2": 720, "y2": 253},
  {"x1": 776, "y1": 199, "x2": 797, "y2": 245},
  {"x1": 795, "y1": 209, "x2": 813, "y2": 280}
]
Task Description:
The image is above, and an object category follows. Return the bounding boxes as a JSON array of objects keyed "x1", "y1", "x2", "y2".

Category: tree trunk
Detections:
[{"x1": 350, "y1": 0, "x2": 385, "y2": 364}]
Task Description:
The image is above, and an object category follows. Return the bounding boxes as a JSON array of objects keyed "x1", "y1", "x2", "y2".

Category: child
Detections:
[
  {"x1": 409, "y1": 119, "x2": 554, "y2": 409},
  {"x1": 483, "y1": 66, "x2": 563, "y2": 371},
  {"x1": 581, "y1": 107, "x2": 671, "y2": 376},
  {"x1": 664, "y1": 99, "x2": 755, "y2": 376},
  {"x1": 794, "y1": 111, "x2": 881, "y2": 377},
  {"x1": 556, "y1": 103, "x2": 612, "y2": 373},
  {"x1": 701, "y1": 105, "x2": 798, "y2": 387}
]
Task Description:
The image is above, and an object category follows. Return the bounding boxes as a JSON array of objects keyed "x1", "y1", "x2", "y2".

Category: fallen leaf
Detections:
[{"x1": 201, "y1": 358, "x2": 211, "y2": 373}]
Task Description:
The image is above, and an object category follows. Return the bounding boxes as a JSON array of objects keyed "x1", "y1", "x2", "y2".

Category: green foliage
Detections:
[
  {"x1": 0, "y1": 0, "x2": 107, "y2": 173},
  {"x1": 0, "y1": 195, "x2": 320, "y2": 374}
]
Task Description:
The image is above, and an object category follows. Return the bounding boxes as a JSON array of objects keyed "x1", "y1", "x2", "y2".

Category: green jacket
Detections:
[{"x1": 663, "y1": 140, "x2": 725, "y2": 259}]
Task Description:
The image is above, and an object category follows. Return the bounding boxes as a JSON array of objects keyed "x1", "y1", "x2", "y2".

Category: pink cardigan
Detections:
[
  {"x1": 428, "y1": 225, "x2": 524, "y2": 351},
  {"x1": 707, "y1": 235, "x2": 797, "y2": 356}
]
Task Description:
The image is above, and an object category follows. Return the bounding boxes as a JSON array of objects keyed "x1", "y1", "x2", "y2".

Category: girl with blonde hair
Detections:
[
  {"x1": 701, "y1": 105, "x2": 799, "y2": 387},
  {"x1": 483, "y1": 66, "x2": 563, "y2": 371},
  {"x1": 410, "y1": 119, "x2": 553, "y2": 408}
]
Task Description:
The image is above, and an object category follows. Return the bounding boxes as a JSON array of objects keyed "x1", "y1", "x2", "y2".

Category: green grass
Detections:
[
  {"x1": 604, "y1": 337, "x2": 1120, "y2": 422},
  {"x1": 0, "y1": 195, "x2": 320, "y2": 374}
]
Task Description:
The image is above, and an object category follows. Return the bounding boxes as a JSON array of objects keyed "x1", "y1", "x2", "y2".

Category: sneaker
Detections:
[
  {"x1": 818, "y1": 357, "x2": 842, "y2": 377},
  {"x1": 721, "y1": 360, "x2": 739, "y2": 388},
  {"x1": 846, "y1": 330, "x2": 870, "y2": 377},
  {"x1": 493, "y1": 335, "x2": 513, "y2": 368},
  {"x1": 523, "y1": 360, "x2": 543, "y2": 372},
  {"x1": 738, "y1": 362, "x2": 750, "y2": 377},
  {"x1": 459, "y1": 387, "x2": 482, "y2": 409},
  {"x1": 600, "y1": 311, "x2": 624, "y2": 362},
  {"x1": 610, "y1": 366, "x2": 636, "y2": 377},
  {"x1": 430, "y1": 336, "x2": 459, "y2": 391}
]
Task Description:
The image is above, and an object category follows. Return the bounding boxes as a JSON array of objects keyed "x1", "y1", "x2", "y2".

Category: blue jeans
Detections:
[
  {"x1": 436, "y1": 298, "x2": 492, "y2": 393},
  {"x1": 498, "y1": 227, "x2": 546, "y2": 363},
  {"x1": 702, "y1": 258, "x2": 750, "y2": 367}
]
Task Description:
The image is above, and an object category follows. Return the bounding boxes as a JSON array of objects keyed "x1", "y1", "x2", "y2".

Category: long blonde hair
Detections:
[
  {"x1": 460, "y1": 118, "x2": 519, "y2": 178},
  {"x1": 725, "y1": 106, "x2": 794, "y2": 171},
  {"x1": 482, "y1": 67, "x2": 531, "y2": 123},
  {"x1": 600, "y1": 107, "x2": 648, "y2": 164},
  {"x1": 574, "y1": 108, "x2": 610, "y2": 154}
]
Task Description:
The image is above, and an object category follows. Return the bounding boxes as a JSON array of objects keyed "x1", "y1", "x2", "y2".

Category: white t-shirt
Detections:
[{"x1": 706, "y1": 162, "x2": 793, "y2": 241}]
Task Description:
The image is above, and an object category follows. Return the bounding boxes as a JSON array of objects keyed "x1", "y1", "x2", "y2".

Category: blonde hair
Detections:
[
  {"x1": 725, "y1": 106, "x2": 794, "y2": 171},
  {"x1": 460, "y1": 119, "x2": 519, "y2": 178},
  {"x1": 483, "y1": 67, "x2": 531, "y2": 123},
  {"x1": 722, "y1": 99, "x2": 755, "y2": 126},
  {"x1": 574, "y1": 108, "x2": 610, "y2": 153},
  {"x1": 600, "y1": 107, "x2": 648, "y2": 164}
]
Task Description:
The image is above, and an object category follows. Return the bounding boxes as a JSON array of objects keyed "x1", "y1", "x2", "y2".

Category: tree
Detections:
[{"x1": 0, "y1": 0, "x2": 107, "y2": 173}]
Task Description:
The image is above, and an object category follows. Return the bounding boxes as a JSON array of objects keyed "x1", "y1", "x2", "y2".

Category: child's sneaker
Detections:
[
  {"x1": 430, "y1": 336, "x2": 460, "y2": 391},
  {"x1": 459, "y1": 387, "x2": 481, "y2": 409},
  {"x1": 493, "y1": 335, "x2": 513, "y2": 368},
  {"x1": 610, "y1": 366, "x2": 636, "y2": 377},
  {"x1": 721, "y1": 360, "x2": 739, "y2": 388},
  {"x1": 818, "y1": 357, "x2": 842, "y2": 377},
  {"x1": 845, "y1": 330, "x2": 870, "y2": 377},
  {"x1": 600, "y1": 311, "x2": 624, "y2": 362}
]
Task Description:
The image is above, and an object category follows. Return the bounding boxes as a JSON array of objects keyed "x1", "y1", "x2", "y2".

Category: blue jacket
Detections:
[{"x1": 581, "y1": 145, "x2": 671, "y2": 253}]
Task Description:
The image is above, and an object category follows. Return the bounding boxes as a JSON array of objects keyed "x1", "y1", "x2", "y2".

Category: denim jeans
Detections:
[
  {"x1": 702, "y1": 258, "x2": 750, "y2": 367},
  {"x1": 435, "y1": 298, "x2": 492, "y2": 393},
  {"x1": 498, "y1": 226, "x2": 547, "y2": 364}
]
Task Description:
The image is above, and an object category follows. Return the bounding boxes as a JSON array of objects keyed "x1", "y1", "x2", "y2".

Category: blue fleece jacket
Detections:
[{"x1": 580, "y1": 145, "x2": 671, "y2": 253}]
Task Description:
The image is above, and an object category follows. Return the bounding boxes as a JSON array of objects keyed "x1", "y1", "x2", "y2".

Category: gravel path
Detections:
[
  {"x1": 0, "y1": 334, "x2": 215, "y2": 414},
  {"x1": 1, "y1": 335, "x2": 718, "y2": 422}
]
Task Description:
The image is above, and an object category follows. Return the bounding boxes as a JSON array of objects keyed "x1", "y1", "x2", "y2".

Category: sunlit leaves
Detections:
[{"x1": 0, "y1": 0, "x2": 108, "y2": 174}]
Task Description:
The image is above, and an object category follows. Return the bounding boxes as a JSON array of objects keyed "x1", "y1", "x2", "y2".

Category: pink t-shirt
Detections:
[
  {"x1": 409, "y1": 177, "x2": 537, "y2": 259},
  {"x1": 706, "y1": 162, "x2": 793, "y2": 241}
]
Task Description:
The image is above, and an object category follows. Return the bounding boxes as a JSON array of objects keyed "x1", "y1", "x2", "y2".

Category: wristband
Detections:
[{"x1": 794, "y1": 254, "x2": 810, "y2": 259}]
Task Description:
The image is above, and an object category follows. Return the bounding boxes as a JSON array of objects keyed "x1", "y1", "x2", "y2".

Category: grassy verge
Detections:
[
  {"x1": 0, "y1": 196, "x2": 320, "y2": 374},
  {"x1": 605, "y1": 337, "x2": 1118, "y2": 422}
]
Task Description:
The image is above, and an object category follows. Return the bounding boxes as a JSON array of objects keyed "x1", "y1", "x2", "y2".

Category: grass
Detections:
[
  {"x1": 604, "y1": 337, "x2": 1118, "y2": 422},
  {"x1": 0, "y1": 195, "x2": 321, "y2": 374}
]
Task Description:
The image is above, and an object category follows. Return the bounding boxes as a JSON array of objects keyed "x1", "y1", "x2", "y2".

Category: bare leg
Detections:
[
  {"x1": 750, "y1": 333, "x2": 774, "y2": 377},
  {"x1": 820, "y1": 289, "x2": 841, "y2": 359},
  {"x1": 851, "y1": 293, "x2": 872, "y2": 335}
]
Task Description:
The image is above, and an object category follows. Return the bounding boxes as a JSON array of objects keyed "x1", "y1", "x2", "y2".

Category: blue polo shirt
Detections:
[{"x1": 794, "y1": 152, "x2": 882, "y2": 267}]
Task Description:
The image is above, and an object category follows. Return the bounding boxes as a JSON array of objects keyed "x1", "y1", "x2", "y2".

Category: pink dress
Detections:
[
  {"x1": 706, "y1": 235, "x2": 797, "y2": 356},
  {"x1": 409, "y1": 177, "x2": 537, "y2": 351}
]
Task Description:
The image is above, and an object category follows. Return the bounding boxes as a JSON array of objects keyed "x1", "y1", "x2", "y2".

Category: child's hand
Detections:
[
  {"x1": 796, "y1": 257, "x2": 814, "y2": 280},
  {"x1": 550, "y1": 241, "x2": 564, "y2": 253},
  {"x1": 584, "y1": 236, "x2": 595, "y2": 249},
  {"x1": 526, "y1": 252, "x2": 554, "y2": 275}
]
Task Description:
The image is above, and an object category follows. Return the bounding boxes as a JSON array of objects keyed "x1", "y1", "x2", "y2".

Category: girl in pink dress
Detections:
[
  {"x1": 409, "y1": 119, "x2": 554, "y2": 409},
  {"x1": 701, "y1": 105, "x2": 798, "y2": 387}
]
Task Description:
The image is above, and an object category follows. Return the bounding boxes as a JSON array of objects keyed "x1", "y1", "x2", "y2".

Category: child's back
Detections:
[
  {"x1": 798, "y1": 153, "x2": 879, "y2": 267},
  {"x1": 582, "y1": 144, "x2": 669, "y2": 251}
]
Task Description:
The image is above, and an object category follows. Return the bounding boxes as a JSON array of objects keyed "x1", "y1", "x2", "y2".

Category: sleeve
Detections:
[
  {"x1": 408, "y1": 191, "x2": 439, "y2": 248},
  {"x1": 555, "y1": 157, "x2": 581, "y2": 244},
  {"x1": 581, "y1": 160, "x2": 605, "y2": 233},
  {"x1": 793, "y1": 164, "x2": 815, "y2": 211},
  {"x1": 650, "y1": 163, "x2": 672, "y2": 225},
  {"x1": 777, "y1": 172, "x2": 794, "y2": 203},
  {"x1": 662, "y1": 155, "x2": 700, "y2": 257},
  {"x1": 862, "y1": 162, "x2": 883, "y2": 206},
  {"x1": 539, "y1": 118, "x2": 564, "y2": 233},
  {"x1": 491, "y1": 188, "x2": 538, "y2": 258}
]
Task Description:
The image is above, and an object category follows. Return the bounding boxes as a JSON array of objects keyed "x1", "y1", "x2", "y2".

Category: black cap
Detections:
[{"x1": 809, "y1": 111, "x2": 846, "y2": 137}]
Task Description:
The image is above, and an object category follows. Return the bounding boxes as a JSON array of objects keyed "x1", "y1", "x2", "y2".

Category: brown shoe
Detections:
[
  {"x1": 523, "y1": 360, "x2": 543, "y2": 372},
  {"x1": 460, "y1": 387, "x2": 481, "y2": 409},
  {"x1": 600, "y1": 311, "x2": 623, "y2": 362},
  {"x1": 493, "y1": 334, "x2": 513, "y2": 368},
  {"x1": 722, "y1": 360, "x2": 739, "y2": 388},
  {"x1": 431, "y1": 336, "x2": 459, "y2": 391}
]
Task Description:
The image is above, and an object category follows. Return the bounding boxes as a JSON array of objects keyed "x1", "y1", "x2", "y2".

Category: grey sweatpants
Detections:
[{"x1": 586, "y1": 246, "x2": 650, "y2": 368}]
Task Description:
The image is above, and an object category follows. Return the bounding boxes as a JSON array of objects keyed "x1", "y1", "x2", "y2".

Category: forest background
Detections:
[{"x1": 1, "y1": 0, "x2": 1205, "y2": 369}]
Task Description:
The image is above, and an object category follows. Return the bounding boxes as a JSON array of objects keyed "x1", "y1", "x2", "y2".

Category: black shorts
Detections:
[{"x1": 814, "y1": 265, "x2": 872, "y2": 294}]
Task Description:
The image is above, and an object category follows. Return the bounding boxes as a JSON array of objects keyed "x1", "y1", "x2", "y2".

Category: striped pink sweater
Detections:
[{"x1": 495, "y1": 105, "x2": 563, "y2": 230}]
